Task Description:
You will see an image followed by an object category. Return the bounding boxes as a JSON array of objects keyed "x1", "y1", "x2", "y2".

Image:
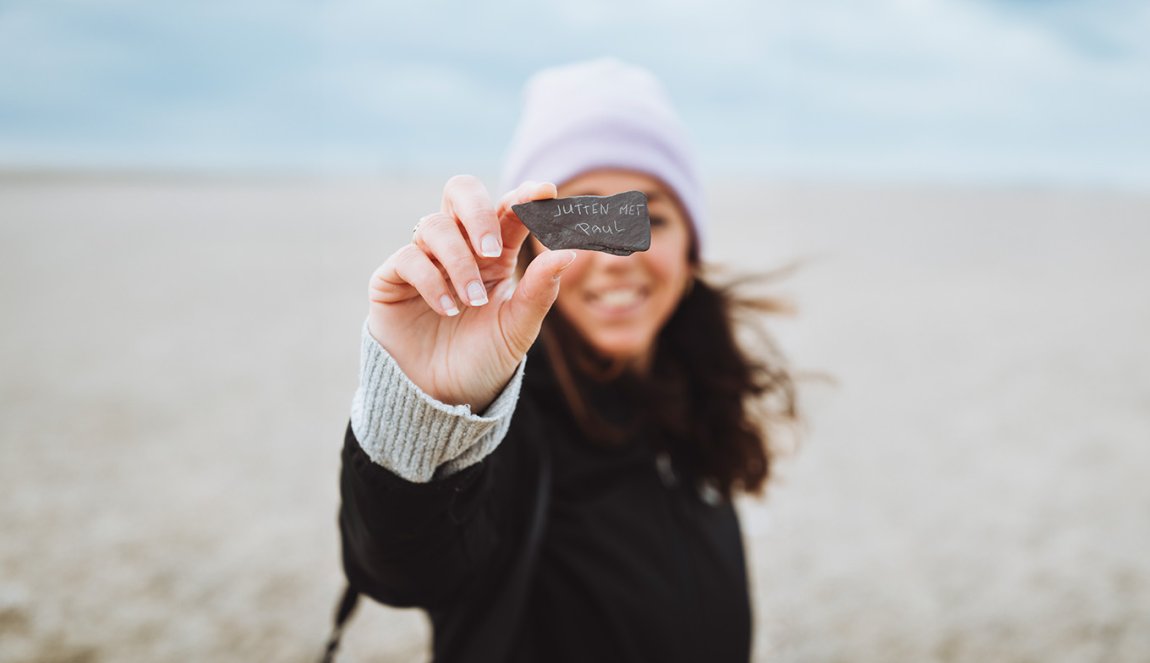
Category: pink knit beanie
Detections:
[{"x1": 499, "y1": 58, "x2": 707, "y2": 250}]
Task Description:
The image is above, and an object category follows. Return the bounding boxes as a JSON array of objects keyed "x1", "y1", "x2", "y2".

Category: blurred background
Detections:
[{"x1": 1, "y1": 1, "x2": 1147, "y2": 661}]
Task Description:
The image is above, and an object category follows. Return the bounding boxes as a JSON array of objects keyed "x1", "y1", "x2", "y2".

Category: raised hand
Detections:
[{"x1": 367, "y1": 175, "x2": 576, "y2": 412}]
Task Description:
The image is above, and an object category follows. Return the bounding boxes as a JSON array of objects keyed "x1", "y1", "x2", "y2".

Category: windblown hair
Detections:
[{"x1": 519, "y1": 243, "x2": 798, "y2": 498}]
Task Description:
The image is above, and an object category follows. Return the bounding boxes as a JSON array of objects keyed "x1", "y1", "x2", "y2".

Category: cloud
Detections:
[{"x1": 0, "y1": 0, "x2": 1146, "y2": 187}]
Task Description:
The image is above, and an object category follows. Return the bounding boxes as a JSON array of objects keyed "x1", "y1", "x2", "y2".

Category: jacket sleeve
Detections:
[
  {"x1": 349, "y1": 319, "x2": 525, "y2": 482},
  {"x1": 338, "y1": 321, "x2": 530, "y2": 609}
]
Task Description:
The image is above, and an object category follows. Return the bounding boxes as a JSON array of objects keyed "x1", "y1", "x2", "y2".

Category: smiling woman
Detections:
[
  {"x1": 333, "y1": 58, "x2": 797, "y2": 663},
  {"x1": 544, "y1": 170, "x2": 693, "y2": 369}
]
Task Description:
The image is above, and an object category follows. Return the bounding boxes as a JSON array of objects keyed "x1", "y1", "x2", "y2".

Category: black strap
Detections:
[
  {"x1": 321, "y1": 440, "x2": 553, "y2": 663},
  {"x1": 467, "y1": 437, "x2": 552, "y2": 661},
  {"x1": 318, "y1": 582, "x2": 360, "y2": 663}
]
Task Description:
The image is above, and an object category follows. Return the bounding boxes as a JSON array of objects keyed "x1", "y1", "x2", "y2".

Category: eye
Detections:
[{"x1": 649, "y1": 215, "x2": 667, "y2": 229}]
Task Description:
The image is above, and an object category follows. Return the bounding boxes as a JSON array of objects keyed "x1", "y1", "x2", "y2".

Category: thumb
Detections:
[{"x1": 499, "y1": 249, "x2": 578, "y2": 356}]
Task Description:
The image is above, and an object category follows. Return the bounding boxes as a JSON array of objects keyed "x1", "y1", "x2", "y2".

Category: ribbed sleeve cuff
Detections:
[{"x1": 349, "y1": 320, "x2": 525, "y2": 483}]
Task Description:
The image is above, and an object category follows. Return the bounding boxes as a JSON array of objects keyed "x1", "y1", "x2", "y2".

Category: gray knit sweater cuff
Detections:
[{"x1": 350, "y1": 320, "x2": 525, "y2": 483}]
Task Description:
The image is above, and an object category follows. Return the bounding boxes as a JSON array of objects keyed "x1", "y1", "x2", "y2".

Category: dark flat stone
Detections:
[{"x1": 513, "y1": 190, "x2": 650, "y2": 256}]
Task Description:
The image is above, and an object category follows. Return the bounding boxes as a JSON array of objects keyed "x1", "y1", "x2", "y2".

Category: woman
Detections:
[{"x1": 336, "y1": 59, "x2": 796, "y2": 662}]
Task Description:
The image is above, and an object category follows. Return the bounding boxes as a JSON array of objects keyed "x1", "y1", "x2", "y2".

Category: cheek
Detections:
[
  {"x1": 649, "y1": 251, "x2": 686, "y2": 284},
  {"x1": 647, "y1": 236, "x2": 692, "y2": 290}
]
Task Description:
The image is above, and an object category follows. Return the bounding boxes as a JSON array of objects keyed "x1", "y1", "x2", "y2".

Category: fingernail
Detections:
[
  {"x1": 440, "y1": 295, "x2": 460, "y2": 316},
  {"x1": 480, "y1": 234, "x2": 501, "y2": 258},
  {"x1": 467, "y1": 281, "x2": 488, "y2": 306},
  {"x1": 553, "y1": 251, "x2": 577, "y2": 281}
]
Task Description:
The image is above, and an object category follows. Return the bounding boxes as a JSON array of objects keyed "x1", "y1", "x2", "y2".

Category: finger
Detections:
[
  {"x1": 496, "y1": 180, "x2": 559, "y2": 217},
  {"x1": 372, "y1": 244, "x2": 460, "y2": 316},
  {"x1": 496, "y1": 180, "x2": 559, "y2": 257},
  {"x1": 441, "y1": 175, "x2": 502, "y2": 259},
  {"x1": 498, "y1": 249, "x2": 577, "y2": 356},
  {"x1": 415, "y1": 211, "x2": 489, "y2": 307}
]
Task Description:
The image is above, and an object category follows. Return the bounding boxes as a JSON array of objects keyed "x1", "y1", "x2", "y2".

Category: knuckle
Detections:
[
  {"x1": 444, "y1": 252, "x2": 477, "y2": 275},
  {"x1": 420, "y1": 211, "x2": 452, "y2": 230},
  {"x1": 394, "y1": 243, "x2": 422, "y2": 262},
  {"x1": 445, "y1": 174, "x2": 479, "y2": 191},
  {"x1": 461, "y1": 202, "x2": 496, "y2": 224},
  {"x1": 374, "y1": 251, "x2": 401, "y2": 278},
  {"x1": 393, "y1": 246, "x2": 432, "y2": 278}
]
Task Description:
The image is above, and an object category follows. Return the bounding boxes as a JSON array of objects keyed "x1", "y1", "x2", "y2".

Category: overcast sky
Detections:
[{"x1": 0, "y1": 0, "x2": 1147, "y2": 188}]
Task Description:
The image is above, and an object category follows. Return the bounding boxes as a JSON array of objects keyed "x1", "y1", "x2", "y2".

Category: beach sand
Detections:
[{"x1": 1, "y1": 175, "x2": 1147, "y2": 662}]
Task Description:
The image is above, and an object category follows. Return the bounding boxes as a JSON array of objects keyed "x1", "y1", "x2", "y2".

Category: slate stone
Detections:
[{"x1": 513, "y1": 190, "x2": 651, "y2": 256}]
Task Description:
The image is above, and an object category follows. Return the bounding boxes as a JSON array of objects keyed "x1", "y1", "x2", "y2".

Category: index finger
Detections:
[
  {"x1": 496, "y1": 180, "x2": 559, "y2": 257},
  {"x1": 441, "y1": 175, "x2": 502, "y2": 259}
]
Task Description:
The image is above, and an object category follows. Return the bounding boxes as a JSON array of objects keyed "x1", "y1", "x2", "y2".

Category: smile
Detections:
[{"x1": 586, "y1": 286, "x2": 648, "y2": 313}]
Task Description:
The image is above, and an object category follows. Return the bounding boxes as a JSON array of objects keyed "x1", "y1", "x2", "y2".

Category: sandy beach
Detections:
[{"x1": 1, "y1": 174, "x2": 1147, "y2": 662}]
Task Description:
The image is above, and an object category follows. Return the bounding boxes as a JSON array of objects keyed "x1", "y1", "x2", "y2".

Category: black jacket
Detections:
[{"x1": 339, "y1": 346, "x2": 752, "y2": 662}]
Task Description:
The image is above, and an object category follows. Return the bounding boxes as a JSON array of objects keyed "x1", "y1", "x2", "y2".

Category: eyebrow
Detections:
[{"x1": 643, "y1": 190, "x2": 665, "y2": 204}]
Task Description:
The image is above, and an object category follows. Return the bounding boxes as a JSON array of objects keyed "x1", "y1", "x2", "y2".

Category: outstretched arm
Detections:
[{"x1": 337, "y1": 175, "x2": 566, "y2": 608}]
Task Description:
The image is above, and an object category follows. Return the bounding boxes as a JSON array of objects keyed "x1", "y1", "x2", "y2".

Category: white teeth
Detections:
[{"x1": 596, "y1": 288, "x2": 641, "y2": 307}]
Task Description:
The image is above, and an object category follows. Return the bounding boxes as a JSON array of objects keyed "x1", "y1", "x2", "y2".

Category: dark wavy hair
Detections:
[{"x1": 519, "y1": 240, "x2": 798, "y2": 499}]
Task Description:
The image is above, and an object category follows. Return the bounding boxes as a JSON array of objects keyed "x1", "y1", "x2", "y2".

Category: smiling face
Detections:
[{"x1": 544, "y1": 169, "x2": 695, "y2": 370}]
